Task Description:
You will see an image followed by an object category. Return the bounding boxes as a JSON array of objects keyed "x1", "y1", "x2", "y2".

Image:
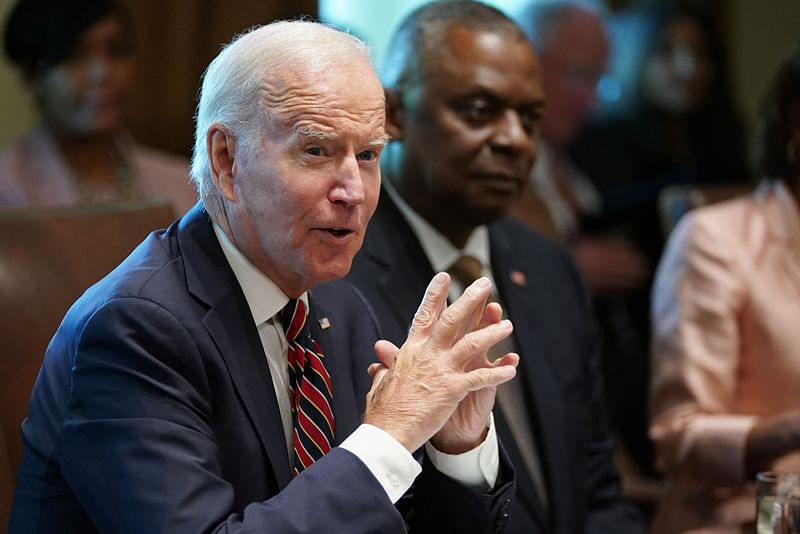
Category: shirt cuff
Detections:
[
  {"x1": 424, "y1": 413, "x2": 499, "y2": 492},
  {"x1": 339, "y1": 423, "x2": 422, "y2": 503}
]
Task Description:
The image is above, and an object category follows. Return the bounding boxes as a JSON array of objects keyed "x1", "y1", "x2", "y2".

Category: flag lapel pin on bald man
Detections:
[
  {"x1": 318, "y1": 317, "x2": 331, "y2": 330},
  {"x1": 510, "y1": 270, "x2": 527, "y2": 287}
]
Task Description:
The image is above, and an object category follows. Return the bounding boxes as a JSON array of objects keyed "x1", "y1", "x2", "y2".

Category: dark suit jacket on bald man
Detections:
[{"x1": 348, "y1": 190, "x2": 644, "y2": 533}]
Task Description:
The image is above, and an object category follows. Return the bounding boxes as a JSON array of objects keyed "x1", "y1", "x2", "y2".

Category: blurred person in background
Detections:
[
  {"x1": 649, "y1": 45, "x2": 800, "y2": 533},
  {"x1": 512, "y1": 0, "x2": 654, "y2": 491},
  {"x1": 571, "y1": 0, "x2": 751, "y2": 263},
  {"x1": 0, "y1": 0, "x2": 196, "y2": 214}
]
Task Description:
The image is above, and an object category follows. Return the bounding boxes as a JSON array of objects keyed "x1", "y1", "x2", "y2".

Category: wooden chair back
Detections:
[{"x1": 0, "y1": 199, "x2": 177, "y2": 525}]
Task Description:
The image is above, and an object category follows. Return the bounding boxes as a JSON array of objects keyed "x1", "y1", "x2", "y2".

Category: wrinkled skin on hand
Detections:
[{"x1": 364, "y1": 272, "x2": 519, "y2": 454}]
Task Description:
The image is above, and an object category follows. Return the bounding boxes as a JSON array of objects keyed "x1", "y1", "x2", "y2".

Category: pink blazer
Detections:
[
  {"x1": 0, "y1": 125, "x2": 197, "y2": 215},
  {"x1": 649, "y1": 181, "x2": 800, "y2": 533}
]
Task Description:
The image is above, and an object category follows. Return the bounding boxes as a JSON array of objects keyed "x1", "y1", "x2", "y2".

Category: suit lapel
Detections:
[
  {"x1": 362, "y1": 193, "x2": 435, "y2": 332},
  {"x1": 305, "y1": 295, "x2": 364, "y2": 444},
  {"x1": 490, "y1": 222, "x2": 571, "y2": 530},
  {"x1": 178, "y1": 205, "x2": 292, "y2": 489}
]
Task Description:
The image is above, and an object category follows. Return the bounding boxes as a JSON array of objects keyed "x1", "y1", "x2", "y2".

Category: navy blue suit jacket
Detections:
[
  {"x1": 347, "y1": 192, "x2": 645, "y2": 534},
  {"x1": 10, "y1": 204, "x2": 514, "y2": 533}
]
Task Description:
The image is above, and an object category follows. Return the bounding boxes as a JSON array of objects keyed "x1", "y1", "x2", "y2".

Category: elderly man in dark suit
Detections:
[
  {"x1": 347, "y1": 2, "x2": 644, "y2": 532},
  {"x1": 9, "y1": 20, "x2": 521, "y2": 533}
]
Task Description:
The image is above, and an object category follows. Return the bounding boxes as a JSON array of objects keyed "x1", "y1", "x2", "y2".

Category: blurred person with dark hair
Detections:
[
  {"x1": 512, "y1": 0, "x2": 655, "y2": 489},
  {"x1": 0, "y1": 0, "x2": 195, "y2": 213},
  {"x1": 349, "y1": 1, "x2": 644, "y2": 532},
  {"x1": 571, "y1": 0, "x2": 751, "y2": 261},
  {"x1": 648, "y1": 46, "x2": 800, "y2": 533}
]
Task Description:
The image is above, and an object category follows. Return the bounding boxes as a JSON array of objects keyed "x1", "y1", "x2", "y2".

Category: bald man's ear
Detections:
[
  {"x1": 207, "y1": 124, "x2": 238, "y2": 202},
  {"x1": 384, "y1": 88, "x2": 404, "y2": 142}
]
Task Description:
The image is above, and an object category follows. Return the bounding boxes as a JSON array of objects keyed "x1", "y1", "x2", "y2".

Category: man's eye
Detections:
[
  {"x1": 458, "y1": 100, "x2": 496, "y2": 124},
  {"x1": 520, "y1": 109, "x2": 542, "y2": 133},
  {"x1": 357, "y1": 150, "x2": 378, "y2": 162},
  {"x1": 305, "y1": 147, "x2": 323, "y2": 157}
]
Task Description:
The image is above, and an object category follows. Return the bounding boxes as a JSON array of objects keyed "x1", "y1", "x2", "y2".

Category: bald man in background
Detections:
[
  {"x1": 512, "y1": 0, "x2": 656, "y2": 492},
  {"x1": 349, "y1": 1, "x2": 644, "y2": 532}
]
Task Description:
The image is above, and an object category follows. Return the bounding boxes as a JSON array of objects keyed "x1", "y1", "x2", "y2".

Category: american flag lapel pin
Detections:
[
  {"x1": 318, "y1": 317, "x2": 331, "y2": 330},
  {"x1": 510, "y1": 269, "x2": 527, "y2": 287}
]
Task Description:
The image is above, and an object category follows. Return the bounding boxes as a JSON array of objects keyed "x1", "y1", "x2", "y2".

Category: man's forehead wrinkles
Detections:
[{"x1": 281, "y1": 106, "x2": 384, "y2": 132}]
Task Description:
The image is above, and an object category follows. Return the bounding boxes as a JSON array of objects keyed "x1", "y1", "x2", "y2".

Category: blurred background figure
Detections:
[
  {"x1": 0, "y1": 0, "x2": 195, "y2": 214},
  {"x1": 512, "y1": 0, "x2": 655, "y2": 499},
  {"x1": 649, "y1": 45, "x2": 800, "y2": 533},
  {"x1": 572, "y1": 0, "x2": 751, "y2": 263},
  {"x1": 566, "y1": 1, "x2": 753, "y2": 493}
]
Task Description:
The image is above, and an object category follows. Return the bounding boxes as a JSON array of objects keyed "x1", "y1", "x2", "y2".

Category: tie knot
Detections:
[
  {"x1": 448, "y1": 255, "x2": 484, "y2": 288},
  {"x1": 281, "y1": 299, "x2": 307, "y2": 342}
]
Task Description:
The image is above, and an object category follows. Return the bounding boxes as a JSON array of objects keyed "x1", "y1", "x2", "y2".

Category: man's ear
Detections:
[
  {"x1": 207, "y1": 124, "x2": 238, "y2": 202},
  {"x1": 384, "y1": 88, "x2": 404, "y2": 142}
]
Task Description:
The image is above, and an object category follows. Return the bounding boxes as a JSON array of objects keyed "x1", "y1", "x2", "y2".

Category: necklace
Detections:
[{"x1": 70, "y1": 141, "x2": 134, "y2": 204}]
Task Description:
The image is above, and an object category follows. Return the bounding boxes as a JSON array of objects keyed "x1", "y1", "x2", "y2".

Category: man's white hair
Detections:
[{"x1": 189, "y1": 21, "x2": 370, "y2": 204}]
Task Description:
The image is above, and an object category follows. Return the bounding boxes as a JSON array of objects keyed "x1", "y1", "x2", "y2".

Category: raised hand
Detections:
[{"x1": 364, "y1": 272, "x2": 519, "y2": 453}]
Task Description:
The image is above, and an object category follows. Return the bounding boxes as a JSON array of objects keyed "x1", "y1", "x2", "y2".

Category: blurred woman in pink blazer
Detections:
[{"x1": 649, "y1": 47, "x2": 800, "y2": 533}]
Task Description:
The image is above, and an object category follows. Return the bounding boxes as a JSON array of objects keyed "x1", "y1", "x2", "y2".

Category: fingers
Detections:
[
  {"x1": 450, "y1": 318, "x2": 513, "y2": 367},
  {"x1": 463, "y1": 351, "x2": 519, "y2": 389},
  {"x1": 407, "y1": 272, "x2": 450, "y2": 342},
  {"x1": 462, "y1": 360, "x2": 518, "y2": 391},
  {"x1": 429, "y1": 277, "x2": 493, "y2": 350},
  {"x1": 479, "y1": 301, "x2": 503, "y2": 329},
  {"x1": 373, "y1": 339, "x2": 400, "y2": 368},
  {"x1": 367, "y1": 362, "x2": 385, "y2": 379},
  {"x1": 489, "y1": 352, "x2": 520, "y2": 369}
]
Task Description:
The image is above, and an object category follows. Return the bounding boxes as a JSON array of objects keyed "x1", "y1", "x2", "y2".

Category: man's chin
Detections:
[
  {"x1": 467, "y1": 203, "x2": 512, "y2": 226},
  {"x1": 310, "y1": 260, "x2": 354, "y2": 286}
]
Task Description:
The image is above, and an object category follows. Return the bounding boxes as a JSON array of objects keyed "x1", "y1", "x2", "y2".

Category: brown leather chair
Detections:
[{"x1": 0, "y1": 198, "x2": 178, "y2": 525}]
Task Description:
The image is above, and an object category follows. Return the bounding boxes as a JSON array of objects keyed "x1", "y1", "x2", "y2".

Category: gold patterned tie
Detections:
[
  {"x1": 447, "y1": 256, "x2": 549, "y2": 505},
  {"x1": 448, "y1": 255, "x2": 485, "y2": 291}
]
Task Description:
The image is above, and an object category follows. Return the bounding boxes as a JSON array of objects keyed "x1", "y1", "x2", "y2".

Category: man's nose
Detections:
[
  {"x1": 491, "y1": 110, "x2": 533, "y2": 154},
  {"x1": 329, "y1": 153, "x2": 366, "y2": 206},
  {"x1": 84, "y1": 52, "x2": 113, "y2": 85}
]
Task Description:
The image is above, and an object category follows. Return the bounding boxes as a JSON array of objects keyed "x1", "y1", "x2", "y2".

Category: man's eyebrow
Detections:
[
  {"x1": 368, "y1": 133, "x2": 391, "y2": 147},
  {"x1": 293, "y1": 126, "x2": 335, "y2": 141}
]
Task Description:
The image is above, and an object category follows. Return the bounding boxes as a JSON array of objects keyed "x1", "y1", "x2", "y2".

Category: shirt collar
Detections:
[
  {"x1": 213, "y1": 223, "x2": 308, "y2": 325},
  {"x1": 383, "y1": 180, "x2": 490, "y2": 273}
]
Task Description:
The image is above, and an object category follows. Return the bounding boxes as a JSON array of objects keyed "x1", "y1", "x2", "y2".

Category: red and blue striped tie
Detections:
[{"x1": 281, "y1": 299, "x2": 335, "y2": 475}]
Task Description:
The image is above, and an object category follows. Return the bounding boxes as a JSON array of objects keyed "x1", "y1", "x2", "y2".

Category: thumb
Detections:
[{"x1": 374, "y1": 339, "x2": 400, "y2": 368}]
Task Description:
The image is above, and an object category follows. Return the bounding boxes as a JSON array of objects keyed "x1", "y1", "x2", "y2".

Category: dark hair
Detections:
[
  {"x1": 382, "y1": 0, "x2": 527, "y2": 89},
  {"x1": 633, "y1": 0, "x2": 749, "y2": 182},
  {"x1": 637, "y1": 1, "x2": 732, "y2": 111},
  {"x1": 757, "y1": 46, "x2": 800, "y2": 180},
  {"x1": 4, "y1": 0, "x2": 131, "y2": 79}
]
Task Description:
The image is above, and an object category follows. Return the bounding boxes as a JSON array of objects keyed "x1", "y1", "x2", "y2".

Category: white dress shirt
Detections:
[{"x1": 212, "y1": 224, "x2": 499, "y2": 502}]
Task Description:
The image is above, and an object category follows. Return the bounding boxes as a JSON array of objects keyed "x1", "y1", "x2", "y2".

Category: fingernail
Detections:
[
  {"x1": 433, "y1": 272, "x2": 448, "y2": 286},
  {"x1": 475, "y1": 277, "x2": 490, "y2": 289}
]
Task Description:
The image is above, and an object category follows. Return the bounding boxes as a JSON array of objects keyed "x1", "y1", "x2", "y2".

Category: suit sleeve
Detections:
[
  {"x1": 58, "y1": 297, "x2": 408, "y2": 534},
  {"x1": 649, "y1": 212, "x2": 755, "y2": 485}
]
